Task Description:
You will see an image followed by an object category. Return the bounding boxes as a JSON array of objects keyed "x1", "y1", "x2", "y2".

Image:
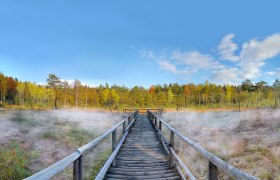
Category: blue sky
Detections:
[{"x1": 0, "y1": 0, "x2": 280, "y2": 87}]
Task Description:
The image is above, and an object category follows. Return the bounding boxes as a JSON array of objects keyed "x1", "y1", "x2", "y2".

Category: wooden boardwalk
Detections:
[
  {"x1": 105, "y1": 115, "x2": 179, "y2": 180},
  {"x1": 26, "y1": 109, "x2": 258, "y2": 180}
]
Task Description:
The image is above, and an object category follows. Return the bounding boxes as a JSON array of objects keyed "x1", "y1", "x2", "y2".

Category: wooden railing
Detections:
[
  {"x1": 147, "y1": 110, "x2": 258, "y2": 180},
  {"x1": 25, "y1": 110, "x2": 139, "y2": 180},
  {"x1": 123, "y1": 108, "x2": 163, "y2": 115}
]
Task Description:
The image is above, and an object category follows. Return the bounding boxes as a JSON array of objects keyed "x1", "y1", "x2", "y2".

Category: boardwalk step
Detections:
[
  {"x1": 104, "y1": 114, "x2": 179, "y2": 179},
  {"x1": 105, "y1": 173, "x2": 180, "y2": 179},
  {"x1": 109, "y1": 166, "x2": 173, "y2": 172},
  {"x1": 105, "y1": 177, "x2": 180, "y2": 180},
  {"x1": 107, "y1": 169, "x2": 177, "y2": 176}
]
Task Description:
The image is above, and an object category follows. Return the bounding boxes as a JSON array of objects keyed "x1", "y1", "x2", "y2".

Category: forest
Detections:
[{"x1": 0, "y1": 73, "x2": 280, "y2": 110}]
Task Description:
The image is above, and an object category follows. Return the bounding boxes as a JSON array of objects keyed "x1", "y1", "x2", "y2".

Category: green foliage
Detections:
[
  {"x1": 0, "y1": 141, "x2": 31, "y2": 179},
  {"x1": 0, "y1": 72, "x2": 280, "y2": 109}
]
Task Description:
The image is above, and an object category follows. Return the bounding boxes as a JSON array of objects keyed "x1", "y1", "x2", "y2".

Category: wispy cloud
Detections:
[
  {"x1": 172, "y1": 50, "x2": 223, "y2": 69},
  {"x1": 239, "y1": 33, "x2": 280, "y2": 79},
  {"x1": 139, "y1": 33, "x2": 280, "y2": 84},
  {"x1": 139, "y1": 48, "x2": 221, "y2": 77},
  {"x1": 266, "y1": 68, "x2": 280, "y2": 78},
  {"x1": 218, "y1": 34, "x2": 240, "y2": 62},
  {"x1": 212, "y1": 68, "x2": 240, "y2": 85},
  {"x1": 158, "y1": 59, "x2": 195, "y2": 75},
  {"x1": 138, "y1": 49, "x2": 156, "y2": 59}
]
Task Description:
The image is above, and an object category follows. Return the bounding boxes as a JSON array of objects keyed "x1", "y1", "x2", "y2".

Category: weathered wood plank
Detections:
[{"x1": 103, "y1": 115, "x2": 180, "y2": 180}]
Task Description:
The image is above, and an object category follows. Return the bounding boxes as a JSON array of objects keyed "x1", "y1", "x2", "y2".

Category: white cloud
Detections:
[
  {"x1": 158, "y1": 59, "x2": 194, "y2": 75},
  {"x1": 138, "y1": 49, "x2": 156, "y2": 59},
  {"x1": 38, "y1": 79, "x2": 97, "y2": 88},
  {"x1": 158, "y1": 60, "x2": 177, "y2": 73},
  {"x1": 138, "y1": 33, "x2": 280, "y2": 85},
  {"x1": 266, "y1": 71, "x2": 280, "y2": 78},
  {"x1": 172, "y1": 50, "x2": 223, "y2": 69},
  {"x1": 239, "y1": 34, "x2": 280, "y2": 79},
  {"x1": 266, "y1": 71, "x2": 276, "y2": 76},
  {"x1": 218, "y1": 34, "x2": 240, "y2": 62},
  {"x1": 212, "y1": 68, "x2": 240, "y2": 85},
  {"x1": 37, "y1": 82, "x2": 47, "y2": 86}
]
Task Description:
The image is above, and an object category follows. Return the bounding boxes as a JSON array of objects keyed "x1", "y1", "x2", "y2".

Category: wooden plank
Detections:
[{"x1": 103, "y1": 115, "x2": 179, "y2": 180}]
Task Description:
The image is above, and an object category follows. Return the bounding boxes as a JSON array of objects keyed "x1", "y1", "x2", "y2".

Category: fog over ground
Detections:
[
  {"x1": 1, "y1": 109, "x2": 279, "y2": 179},
  {"x1": 0, "y1": 109, "x2": 122, "y2": 178},
  {"x1": 163, "y1": 109, "x2": 280, "y2": 179}
]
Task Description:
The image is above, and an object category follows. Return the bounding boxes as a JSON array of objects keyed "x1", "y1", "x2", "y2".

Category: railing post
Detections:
[
  {"x1": 112, "y1": 129, "x2": 117, "y2": 166},
  {"x1": 73, "y1": 156, "x2": 82, "y2": 180},
  {"x1": 155, "y1": 117, "x2": 157, "y2": 127},
  {"x1": 169, "y1": 130, "x2": 175, "y2": 167},
  {"x1": 128, "y1": 116, "x2": 132, "y2": 132},
  {"x1": 132, "y1": 117, "x2": 135, "y2": 127},
  {"x1": 158, "y1": 121, "x2": 162, "y2": 142},
  {"x1": 122, "y1": 121, "x2": 126, "y2": 135},
  {"x1": 209, "y1": 161, "x2": 218, "y2": 180}
]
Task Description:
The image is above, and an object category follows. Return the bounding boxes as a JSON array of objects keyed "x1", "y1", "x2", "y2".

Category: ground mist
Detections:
[{"x1": 163, "y1": 109, "x2": 280, "y2": 179}]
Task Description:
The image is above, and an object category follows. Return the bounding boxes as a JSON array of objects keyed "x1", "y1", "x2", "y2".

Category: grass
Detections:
[
  {"x1": 10, "y1": 113, "x2": 38, "y2": 127},
  {"x1": 64, "y1": 127, "x2": 96, "y2": 148},
  {"x1": 87, "y1": 148, "x2": 112, "y2": 179},
  {"x1": 41, "y1": 130, "x2": 61, "y2": 140},
  {"x1": 0, "y1": 141, "x2": 31, "y2": 180}
]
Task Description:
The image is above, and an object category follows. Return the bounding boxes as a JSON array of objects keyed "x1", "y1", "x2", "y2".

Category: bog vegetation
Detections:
[
  {"x1": 0, "y1": 73, "x2": 280, "y2": 110},
  {"x1": 0, "y1": 110, "x2": 121, "y2": 179}
]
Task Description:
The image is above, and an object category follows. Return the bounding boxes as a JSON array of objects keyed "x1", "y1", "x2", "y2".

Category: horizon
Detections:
[{"x1": 1, "y1": 1, "x2": 280, "y2": 88}]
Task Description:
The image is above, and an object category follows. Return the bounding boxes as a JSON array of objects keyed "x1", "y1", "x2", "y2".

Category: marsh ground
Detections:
[
  {"x1": 163, "y1": 109, "x2": 280, "y2": 179},
  {"x1": 0, "y1": 109, "x2": 279, "y2": 179},
  {"x1": 0, "y1": 109, "x2": 122, "y2": 179}
]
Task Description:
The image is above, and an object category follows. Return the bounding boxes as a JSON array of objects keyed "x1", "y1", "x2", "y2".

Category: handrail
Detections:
[
  {"x1": 96, "y1": 115, "x2": 138, "y2": 179},
  {"x1": 123, "y1": 108, "x2": 163, "y2": 114},
  {"x1": 147, "y1": 110, "x2": 258, "y2": 180},
  {"x1": 24, "y1": 151, "x2": 81, "y2": 180},
  {"x1": 25, "y1": 110, "x2": 139, "y2": 180},
  {"x1": 170, "y1": 147, "x2": 196, "y2": 180}
]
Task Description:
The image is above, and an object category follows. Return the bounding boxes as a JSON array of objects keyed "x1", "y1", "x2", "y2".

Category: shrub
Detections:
[{"x1": 0, "y1": 141, "x2": 31, "y2": 179}]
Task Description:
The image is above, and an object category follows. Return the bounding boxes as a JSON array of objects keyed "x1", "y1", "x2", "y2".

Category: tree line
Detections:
[{"x1": 0, "y1": 73, "x2": 280, "y2": 110}]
